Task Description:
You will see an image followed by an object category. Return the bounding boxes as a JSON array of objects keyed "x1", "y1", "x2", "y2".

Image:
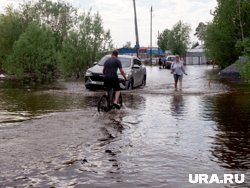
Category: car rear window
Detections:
[
  {"x1": 98, "y1": 56, "x2": 131, "y2": 68},
  {"x1": 167, "y1": 56, "x2": 175, "y2": 61}
]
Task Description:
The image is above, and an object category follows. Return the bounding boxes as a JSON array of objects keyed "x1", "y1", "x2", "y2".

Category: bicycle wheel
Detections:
[{"x1": 97, "y1": 95, "x2": 109, "y2": 112}]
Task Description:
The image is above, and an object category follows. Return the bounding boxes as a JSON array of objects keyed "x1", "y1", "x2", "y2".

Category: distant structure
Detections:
[
  {"x1": 117, "y1": 48, "x2": 137, "y2": 56},
  {"x1": 117, "y1": 47, "x2": 164, "y2": 58},
  {"x1": 117, "y1": 46, "x2": 164, "y2": 65},
  {"x1": 186, "y1": 44, "x2": 207, "y2": 65}
]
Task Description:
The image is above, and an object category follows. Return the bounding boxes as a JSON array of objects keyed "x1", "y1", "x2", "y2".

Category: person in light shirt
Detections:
[{"x1": 170, "y1": 55, "x2": 187, "y2": 90}]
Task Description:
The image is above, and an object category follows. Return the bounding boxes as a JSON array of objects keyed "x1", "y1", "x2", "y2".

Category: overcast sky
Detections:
[{"x1": 1, "y1": 0, "x2": 217, "y2": 48}]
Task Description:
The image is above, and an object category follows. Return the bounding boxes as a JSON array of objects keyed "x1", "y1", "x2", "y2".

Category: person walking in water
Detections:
[{"x1": 171, "y1": 55, "x2": 187, "y2": 90}]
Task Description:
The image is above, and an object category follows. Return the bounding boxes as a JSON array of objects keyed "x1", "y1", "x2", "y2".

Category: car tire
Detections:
[
  {"x1": 141, "y1": 75, "x2": 146, "y2": 86},
  {"x1": 127, "y1": 78, "x2": 134, "y2": 90}
]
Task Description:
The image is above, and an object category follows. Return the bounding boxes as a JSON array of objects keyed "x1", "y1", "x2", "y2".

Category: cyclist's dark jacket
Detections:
[{"x1": 103, "y1": 57, "x2": 122, "y2": 91}]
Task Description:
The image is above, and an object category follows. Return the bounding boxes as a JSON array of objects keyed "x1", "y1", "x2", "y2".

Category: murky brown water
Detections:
[{"x1": 0, "y1": 65, "x2": 250, "y2": 187}]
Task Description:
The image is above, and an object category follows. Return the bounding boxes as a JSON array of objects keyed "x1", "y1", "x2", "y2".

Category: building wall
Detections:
[
  {"x1": 186, "y1": 55, "x2": 207, "y2": 65},
  {"x1": 186, "y1": 50, "x2": 207, "y2": 65}
]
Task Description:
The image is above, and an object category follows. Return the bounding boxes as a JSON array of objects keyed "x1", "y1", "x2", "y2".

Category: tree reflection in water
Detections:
[{"x1": 208, "y1": 94, "x2": 250, "y2": 169}]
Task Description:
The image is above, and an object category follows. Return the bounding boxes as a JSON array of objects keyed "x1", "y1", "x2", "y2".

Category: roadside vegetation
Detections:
[
  {"x1": 0, "y1": 0, "x2": 113, "y2": 82},
  {"x1": 1, "y1": 0, "x2": 250, "y2": 82},
  {"x1": 196, "y1": 0, "x2": 250, "y2": 80},
  {"x1": 157, "y1": 21, "x2": 191, "y2": 58}
]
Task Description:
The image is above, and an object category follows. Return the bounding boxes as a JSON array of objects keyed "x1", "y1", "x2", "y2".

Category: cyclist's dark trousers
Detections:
[{"x1": 104, "y1": 77, "x2": 120, "y2": 91}]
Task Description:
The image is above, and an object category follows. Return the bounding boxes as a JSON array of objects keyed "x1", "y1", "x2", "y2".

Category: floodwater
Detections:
[{"x1": 0, "y1": 65, "x2": 250, "y2": 188}]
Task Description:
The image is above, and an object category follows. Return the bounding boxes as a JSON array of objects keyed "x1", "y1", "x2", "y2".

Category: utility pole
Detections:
[
  {"x1": 133, "y1": 0, "x2": 140, "y2": 57},
  {"x1": 150, "y1": 6, "x2": 153, "y2": 66}
]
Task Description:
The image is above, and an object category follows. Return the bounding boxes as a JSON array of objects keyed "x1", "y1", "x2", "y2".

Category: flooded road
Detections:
[{"x1": 0, "y1": 65, "x2": 250, "y2": 187}]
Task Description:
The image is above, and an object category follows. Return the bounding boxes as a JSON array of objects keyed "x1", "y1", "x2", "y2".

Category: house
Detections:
[{"x1": 186, "y1": 45, "x2": 207, "y2": 65}]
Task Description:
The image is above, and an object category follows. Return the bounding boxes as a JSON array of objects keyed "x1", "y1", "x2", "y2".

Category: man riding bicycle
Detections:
[{"x1": 103, "y1": 50, "x2": 128, "y2": 109}]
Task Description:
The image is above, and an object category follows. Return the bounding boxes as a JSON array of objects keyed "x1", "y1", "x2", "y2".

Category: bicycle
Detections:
[{"x1": 97, "y1": 79, "x2": 125, "y2": 112}]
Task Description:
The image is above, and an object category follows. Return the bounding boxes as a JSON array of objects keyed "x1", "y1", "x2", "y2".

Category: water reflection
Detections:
[
  {"x1": 0, "y1": 86, "x2": 98, "y2": 125},
  {"x1": 0, "y1": 79, "x2": 146, "y2": 126},
  {"x1": 170, "y1": 93, "x2": 184, "y2": 116},
  {"x1": 204, "y1": 94, "x2": 250, "y2": 169}
]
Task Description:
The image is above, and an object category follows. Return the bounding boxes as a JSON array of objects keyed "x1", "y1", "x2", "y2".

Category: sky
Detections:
[{"x1": 0, "y1": 0, "x2": 218, "y2": 48}]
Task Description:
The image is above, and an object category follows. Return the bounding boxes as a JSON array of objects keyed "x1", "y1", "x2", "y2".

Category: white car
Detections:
[
  {"x1": 85, "y1": 54, "x2": 147, "y2": 90},
  {"x1": 165, "y1": 55, "x2": 176, "y2": 69}
]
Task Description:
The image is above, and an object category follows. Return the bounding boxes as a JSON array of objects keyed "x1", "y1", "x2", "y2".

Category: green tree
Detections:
[
  {"x1": 1, "y1": 0, "x2": 113, "y2": 80},
  {"x1": 0, "y1": 6, "x2": 26, "y2": 70},
  {"x1": 20, "y1": 0, "x2": 77, "y2": 50},
  {"x1": 235, "y1": 0, "x2": 250, "y2": 54},
  {"x1": 59, "y1": 10, "x2": 113, "y2": 78},
  {"x1": 123, "y1": 41, "x2": 132, "y2": 48},
  {"x1": 58, "y1": 31, "x2": 82, "y2": 78},
  {"x1": 4, "y1": 22, "x2": 57, "y2": 82},
  {"x1": 205, "y1": 0, "x2": 240, "y2": 68},
  {"x1": 237, "y1": 0, "x2": 250, "y2": 80},
  {"x1": 194, "y1": 22, "x2": 207, "y2": 43},
  {"x1": 237, "y1": 37, "x2": 250, "y2": 80},
  {"x1": 204, "y1": 0, "x2": 250, "y2": 68},
  {"x1": 157, "y1": 29, "x2": 171, "y2": 52},
  {"x1": 168, "y1": 21, "x2": 191, "y2": 57},
  {"x1": 158, "y1": 21, "x2": 191, "y2": 57}
]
